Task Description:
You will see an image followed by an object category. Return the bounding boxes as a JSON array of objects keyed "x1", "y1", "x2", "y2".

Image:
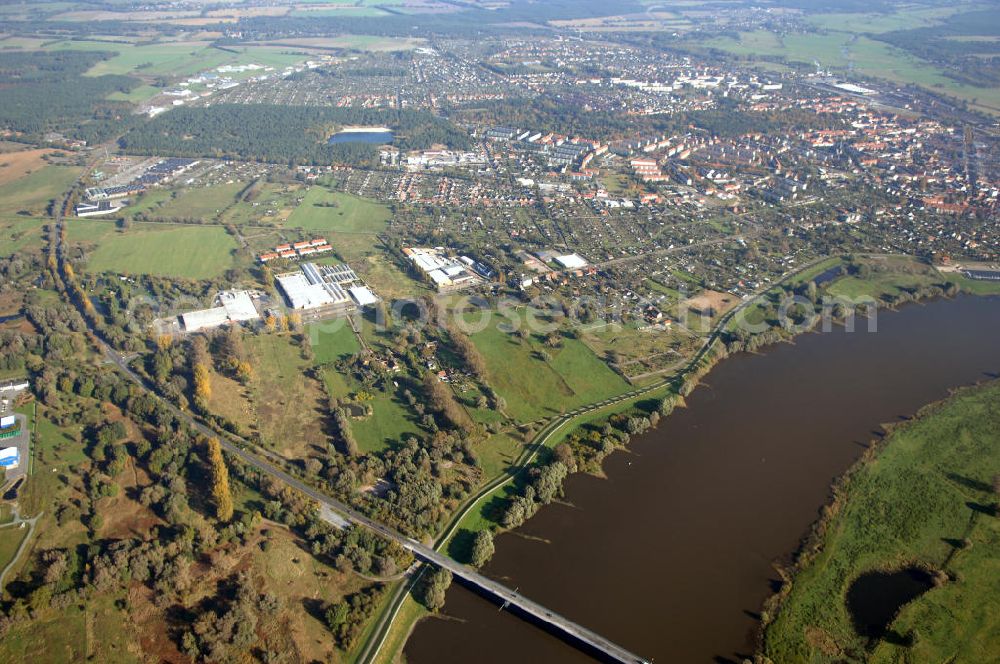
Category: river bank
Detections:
[
  {"x1": 760, "y1": 377, "x2": 1000, "y2": 663},
  {"x1": 363, "y1": 255, "x2": 1000, "y2": 664},
  {"x1": 406, "y1": 297, "x2": 996, "y2": 662}
]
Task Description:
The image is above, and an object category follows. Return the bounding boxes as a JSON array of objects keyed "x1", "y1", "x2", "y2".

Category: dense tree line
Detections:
[
  {"x1": 119, "y1": 104, "x2": 471, "y2": 166},
  {"x1": 323, "y1": 585, "x2": 387, "y2": 651},
  {"x1": 0, "y1": 50, "x2": 142, "y2": 142},
  {"x1": 457, "y1": 96, "x2": 844, "y2": 143}
]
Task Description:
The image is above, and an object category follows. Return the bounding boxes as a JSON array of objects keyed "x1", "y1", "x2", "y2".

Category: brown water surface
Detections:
[{"x1": 405, "y1": 295, "x2": 1000, "y2": 664}]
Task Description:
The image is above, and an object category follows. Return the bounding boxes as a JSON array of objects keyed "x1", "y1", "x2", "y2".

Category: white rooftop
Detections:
[
  {"x1": 555, "y1": 253, "x2": 588, "y2": 269},
  {"x1": 427, "y1": 269, "x2": 452, "y2": 286},
  {"x1": 349, "y1": 286, "x2": 379, "y2": 307},
  {"x1": 277, "y1": 273, "x2": 337, "y2": 310},
  {"x1": 220, "y1": 290, "x2": 258, "y2": 322},
  {"x1": 181, "y1": 307, "x2": 229, "y2": 332}
]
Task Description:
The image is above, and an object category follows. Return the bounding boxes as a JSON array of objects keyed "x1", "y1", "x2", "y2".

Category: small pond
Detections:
[
  {"x1": 328, "y1": 130, "x2": 394, "y2": 145},
  {"x1": 846, "y1": 568, "x2": 935, "y2": 639}
]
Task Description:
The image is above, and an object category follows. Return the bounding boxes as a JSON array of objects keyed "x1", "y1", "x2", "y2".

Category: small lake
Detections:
[
  {"x1": 327, "y1": 130, "x2": 394, "y2": 145},
  {"x1": 846, "y1": 568, "x2": 934, "y2": 640},
  {"x1": 405, "y1": 294, "x2": 1000, "y2": 664}
]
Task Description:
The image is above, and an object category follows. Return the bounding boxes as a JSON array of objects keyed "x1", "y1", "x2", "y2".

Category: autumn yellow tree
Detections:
[
  {"x1": 193, "y1": 363, "x2": 212, "y2": 403},
  {"x1": 236, "y1": 360, "x2": 254, "y2": 383},
  {"x1": 206, "y1": 437, "x2": 234, "y2": 522}
]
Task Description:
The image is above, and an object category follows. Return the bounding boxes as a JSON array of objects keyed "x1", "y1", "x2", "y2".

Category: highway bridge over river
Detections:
[{"x1": 216, "y1": 426, "x2": 650, "y2": 664}]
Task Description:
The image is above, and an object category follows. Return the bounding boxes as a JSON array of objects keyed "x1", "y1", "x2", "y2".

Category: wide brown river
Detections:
[{"x1": 405, "y1": 295, "x2": 1000, "y2": 664}]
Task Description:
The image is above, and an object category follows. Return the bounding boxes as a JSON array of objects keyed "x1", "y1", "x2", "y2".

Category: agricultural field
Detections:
[
  {"x1": 463, "y1": 307, "x2": 631, "y2": 423},
  {"x1": 290, "y1": 5, "x2": 390, "y2": 18},
  {"x1": 207, "y1": 371, "x2": 256, "y2": 434},
  {"x1": 582, "y1": 320, "x2": 698, "y2": 380},
  {"x1": 148, "y1": 182, "x2": 247, "y2": 221},
  {"x1": 249, "y1": 334, "x2": 331, "y2": 460},
  {"x1": 255, "y1": 35, "x2": 425, "y2": 51},
  {"x1": 763, "y1": 380, "x2": 1000, "y2": 663},
  {"x1": 117, "y1": 169, "x2": 288, "y2": 228},
  {"x1": 474, "y1": 431, "x2": 523, "y2": 482},
  {"x1": 0, "y1": 216, "x2": 46, "y2": 256},
  {"x1": 0, "y1": 526, "x2": 26, "y2": 578},
  {"x1": 0, "y1": 148, "x2": 57, "y2": 187},
  {"x1": 806, "y1": 3, "x2": 987, "y2": 34},
  {"x1": 701, "y1": 28, "x2": 1000, "y2": 113},
  {"x1": 67, "y1": 220, "x2": 239, "y2": 279},
  {"x1": 41, "y1": 39, "x2": 310, "y2": 79},
  {"x1": 0, "y1": 594, "x2": 137, "y2": 664},
  {"x1": 221, "y1": 182, "x2": 305, "y2": 227},
  {"x1": 0, "y1": 165, "x2": 80, "y2": 216}
]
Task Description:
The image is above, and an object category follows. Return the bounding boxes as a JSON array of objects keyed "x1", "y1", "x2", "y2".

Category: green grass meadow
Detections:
[
  {"x1": 0, "y1": 216, "x2": 46, "y2": 256},
  {"x1": 465, "y1": 308, "x2": 631, "y2": 423},
  {"x1": 0, "y1": 165, "x2": 80, "y2": 216},
  {"x1": 68, "y1": 220, "x2": 238, "y2": 279},
  {"x1": 307, "y1": 320, "x2": 361, "y2": 365},
  {"x1": 286, "y1": 189, "x2": 390, "y2": 234}
]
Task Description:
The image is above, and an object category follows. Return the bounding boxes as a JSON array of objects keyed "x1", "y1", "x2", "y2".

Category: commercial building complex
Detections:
[{"x1": 277, "y1": 262, "x2": 379, "y2": 311}]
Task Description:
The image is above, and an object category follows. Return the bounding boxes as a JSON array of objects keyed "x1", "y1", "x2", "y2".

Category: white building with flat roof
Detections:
[
  {"x1": 349, "y1": 286, "x2": 379, "y2": 307},
  {"x1": 180, "y1": 290, "x2": 261, "y2": 332},
  {"x1": 277, "y1": 273, "x2": 340, "y2": 310},
  {"x1": 276, "y1": 262, "x2": 366, "y2": 310},
  {"x1": 555, "y1": 253, "x2": 588, "y2": 270}
]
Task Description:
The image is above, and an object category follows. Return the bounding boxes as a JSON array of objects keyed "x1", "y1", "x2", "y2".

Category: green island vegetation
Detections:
[{"x1": 762, "y1": 379, "x2": 1000, "y2": 663}]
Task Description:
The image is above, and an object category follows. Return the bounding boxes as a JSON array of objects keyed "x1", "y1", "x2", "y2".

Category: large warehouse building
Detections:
[
  {"x1": 277, "y1": 262, "x2": 379, "y2": 311},
  {"x1": 180, "y1": 290, "x2": 261, "y2": 332}
]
